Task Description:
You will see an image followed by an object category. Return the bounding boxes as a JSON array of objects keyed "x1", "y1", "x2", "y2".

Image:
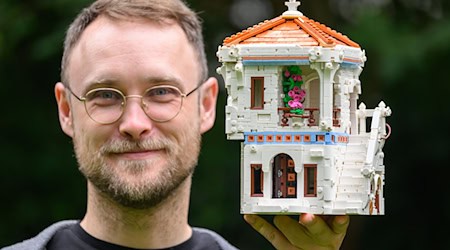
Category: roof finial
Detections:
[{"x1": 282, "y1": 0, "x2": 303, "y2": 19}]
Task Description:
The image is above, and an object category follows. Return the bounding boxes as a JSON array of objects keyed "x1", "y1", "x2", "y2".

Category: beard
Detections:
[{"x1": 73, "y1": 128, "x2": 201, "y2": 209}]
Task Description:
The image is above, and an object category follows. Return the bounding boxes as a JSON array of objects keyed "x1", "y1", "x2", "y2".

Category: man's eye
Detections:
[
  {"x1": 149, "y1": 87, "x2": 172, "y2": 96},
  {"x1": 98, "y1": 91, "x2": 118, "y2": 99},
  {"x1": 148, "y1": 87, "x2": 178, "y2": 97},
  {"x1": 146, "y1": 87, "x2": 179, "y2": 103},
  {"x1": 86, "y1": 89, "x2": 122, "y2": 105},
  {"x1": 157, "y1": 89, "x2": 169, "y2": 95}
]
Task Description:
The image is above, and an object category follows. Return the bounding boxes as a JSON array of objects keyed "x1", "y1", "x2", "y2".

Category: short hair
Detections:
[{"x1": 61, "y1": 0, "x2": 207, "y2": 85}]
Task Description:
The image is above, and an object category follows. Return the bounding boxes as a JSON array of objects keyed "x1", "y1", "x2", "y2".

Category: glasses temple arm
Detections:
[{"x1": 66, "y1": 86, "x2": 84, "y2": 101}]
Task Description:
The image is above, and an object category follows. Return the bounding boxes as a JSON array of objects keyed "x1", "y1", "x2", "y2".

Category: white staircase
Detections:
[{"x1": 334, "y1": 135, "x2": 370, "y2": 214}]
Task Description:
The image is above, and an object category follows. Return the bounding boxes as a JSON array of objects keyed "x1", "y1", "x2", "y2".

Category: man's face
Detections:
[{"x1": 56, "y1": 16, "x2": 217, "y2": 209}]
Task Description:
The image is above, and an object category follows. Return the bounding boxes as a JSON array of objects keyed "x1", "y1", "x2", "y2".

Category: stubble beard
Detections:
[{"x1": 74, "y1": 129, "x2": 201, "y2": 210}]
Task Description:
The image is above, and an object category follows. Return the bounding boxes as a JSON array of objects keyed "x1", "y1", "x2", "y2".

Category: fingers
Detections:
[
  {"x1": 301, "y1": 214, "x2": 349, "y2": 247},
  {"x1": 244, "y1": 214, "x2": 299, "y2": 250},
  {"x1": 330, "y1": 215, "x2": 350, "y2": 235},
  {"x1": 245, "y1": 214, "x2": 350, "y2": 250},
  {"x1": 299, "y1": 214, "x2": 349, "y2": 237},
  {"x1": 275, "y1": 214, "x2": 349, "y2": 249},
  {"x1": 273, "y1": 215, "x2": 312, "y2": 246},
  {"x1": 300, "y1": 214, "x2": 336, "y2": 242}
]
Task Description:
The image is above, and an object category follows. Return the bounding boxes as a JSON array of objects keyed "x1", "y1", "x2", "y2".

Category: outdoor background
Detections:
[{"x1": 1, "y1": 0, "x2": 449, "y2": 249}]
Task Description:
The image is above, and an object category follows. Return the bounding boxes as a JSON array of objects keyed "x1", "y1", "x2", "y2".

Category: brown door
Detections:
[{"x1": 272, "y1": 154, "x2": 297, "y2": 198}]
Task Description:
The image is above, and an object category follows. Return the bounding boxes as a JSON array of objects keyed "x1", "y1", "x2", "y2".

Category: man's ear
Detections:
[
  {"x1": 55, "y1": 82, "x2": 74, "y2": 138},
  {"x1": 199, "y1": 77, "x2": 219, "y2": 134}
]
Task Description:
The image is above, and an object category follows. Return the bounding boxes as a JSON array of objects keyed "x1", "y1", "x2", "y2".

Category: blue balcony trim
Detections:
[
  {"x1": 244, "y1": 131, "x2": 350, "y2": 145},
  {"x1": 242, "y1": 60, "x2": 310, "y2": 66}
]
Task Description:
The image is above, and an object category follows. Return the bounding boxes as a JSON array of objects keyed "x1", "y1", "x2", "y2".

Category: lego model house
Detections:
[{"x1": 216, "y1": 0, "x2": 391, "y2": 215}]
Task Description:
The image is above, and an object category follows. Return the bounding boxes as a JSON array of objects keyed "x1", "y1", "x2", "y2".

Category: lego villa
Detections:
[{"x1": 217, "y1": 0, "x2": 392, "y2": 215}]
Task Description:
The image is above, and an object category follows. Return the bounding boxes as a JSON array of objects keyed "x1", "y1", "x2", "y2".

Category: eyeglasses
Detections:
[{"x1": 67, "y1": 84, "x2": 202, "y2": 124}]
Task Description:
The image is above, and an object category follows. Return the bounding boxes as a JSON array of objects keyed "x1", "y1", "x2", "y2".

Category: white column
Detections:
[{"x1": 310, "y1": 62, "x2": 340, "y2": 131}]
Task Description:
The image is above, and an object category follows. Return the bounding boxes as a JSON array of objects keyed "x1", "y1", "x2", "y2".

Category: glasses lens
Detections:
[
  {"x1": 84, "y1": 88, "x2": 124, "y2": 124},
  {"x1": 143, "y1": 86, "x2": 183, "y2": 122}
]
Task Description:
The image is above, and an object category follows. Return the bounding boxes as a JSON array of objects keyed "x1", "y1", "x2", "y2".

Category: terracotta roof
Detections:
[{"x1": 223, "y1": 15, "x2": 360, "y2": 48}]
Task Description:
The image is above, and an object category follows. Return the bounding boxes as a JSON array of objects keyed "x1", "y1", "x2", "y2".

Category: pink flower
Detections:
[
  {"x1": 288, "y1": 90, "x2": 295, "y2": 97},
  {"x1": 293, "y1": 86, "x2": 300, "y2": 92},
  {"x1": 284, "y1": 70, "x2": 290, "y2": 78},
  {"x1": 291, "y1": 75, "x2": 302, "y2": 82},
  {"x1": 299, "y1": 89, "x2": 306, "y2": 98},
  {"x1": 288, "y1": 100, "x2": 303, "y2": 109}
]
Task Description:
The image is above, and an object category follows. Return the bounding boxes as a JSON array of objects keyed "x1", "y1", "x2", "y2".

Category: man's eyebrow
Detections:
[
  {"x1": 82, "y1": 78, "x2": 120, "y2": 94},
  {"x1": 144, "y1": 76, "x2": 185, "y2": 91}
]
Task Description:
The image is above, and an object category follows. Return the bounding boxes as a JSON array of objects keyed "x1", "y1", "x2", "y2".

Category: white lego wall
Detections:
[{"x1": 240, "y1": 142, "x2": 381, "y2": 215}]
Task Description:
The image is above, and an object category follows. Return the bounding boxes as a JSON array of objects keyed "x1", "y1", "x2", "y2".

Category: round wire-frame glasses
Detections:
[{"x1": 67, "y1": 84, "x2": 203, "y2": 125}]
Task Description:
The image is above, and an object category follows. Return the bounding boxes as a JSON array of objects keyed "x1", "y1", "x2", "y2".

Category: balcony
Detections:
[{"x1": 278, "y1": 107, "x2": 341, "y2": 127}]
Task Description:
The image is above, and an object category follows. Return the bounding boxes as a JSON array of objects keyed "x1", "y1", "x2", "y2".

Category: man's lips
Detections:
[{"x1": 109, "y1": 149, "x2": 164, "y2": 160}]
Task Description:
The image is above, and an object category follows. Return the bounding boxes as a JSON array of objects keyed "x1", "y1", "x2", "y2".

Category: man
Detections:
[{"x1": 2, "y1": 0, "x2": 349, "y2": 249}]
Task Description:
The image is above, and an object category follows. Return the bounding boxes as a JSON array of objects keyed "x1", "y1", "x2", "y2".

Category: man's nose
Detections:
[{"x1": 118, "y1": 97, "x2": 153, "y2": 140}]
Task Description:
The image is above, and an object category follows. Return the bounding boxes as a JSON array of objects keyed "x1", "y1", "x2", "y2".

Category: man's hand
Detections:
[{"x1": 244, "y1": 214, "x2": 349, "y2": 250}]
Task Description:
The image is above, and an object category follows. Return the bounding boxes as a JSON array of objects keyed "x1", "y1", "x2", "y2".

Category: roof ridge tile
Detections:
[{"x1": 222, "y1": 13, "x2": 360, "y2": 48}]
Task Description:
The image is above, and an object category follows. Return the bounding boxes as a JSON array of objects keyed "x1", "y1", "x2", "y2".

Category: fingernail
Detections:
[
  {"x1": 244, "y1": 214, "x2": 256, "y2": 224},
  {"x1": 336, "y1": 215, "x2": 349, "y2": 225},
  {"x1": 300, "y1": 213, "x2": 315, "y2": 225}
]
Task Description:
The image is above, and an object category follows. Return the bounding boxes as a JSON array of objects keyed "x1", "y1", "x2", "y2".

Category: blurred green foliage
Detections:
[{"x1": 1, "y1": 0, "x2": 449, "y2": 249}]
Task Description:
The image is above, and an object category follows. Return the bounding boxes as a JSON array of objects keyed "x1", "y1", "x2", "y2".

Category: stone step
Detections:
[
  {"x1": 340, "y1": 168, "x2": 363, "y2": 177},
  {"x1": 345, "y1": 145, "x2": 366, "y2": 151},
  {"x1": 333, "y1": 199, "x2": 364, "y2": 208},
  {"x1": 342, "y1": 161, "x2": 365, "y2": 168},
  {"x1": 348, "y1": 135, "x2": 370, "y2": 144},
  {"x1": 337, "y1": 185, "x2": 365, "y2": 194},
  {"x1": 337, "y1": 176, "x2": 367, "y2": 185},
  {"x1": 344, "y1": 152, "x2": 366, "y2": 161},
  {"x1": 335, "y1": 191, "x2": 365, "y2": 201}
]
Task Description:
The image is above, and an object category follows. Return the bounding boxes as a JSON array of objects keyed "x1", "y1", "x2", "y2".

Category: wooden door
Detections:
[{"x1": 272, "y1": 154, "x2": 297, "y2": 198}]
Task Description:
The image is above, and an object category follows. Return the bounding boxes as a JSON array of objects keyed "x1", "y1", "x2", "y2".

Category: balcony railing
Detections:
[{"x1": 278, "y1": 107, "x2": 341, "y2": 127}]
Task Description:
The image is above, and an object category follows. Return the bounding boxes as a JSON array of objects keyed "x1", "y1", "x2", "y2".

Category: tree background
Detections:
[{"x1": 1, "y1": 0, "x2": 449, "y2": 249}]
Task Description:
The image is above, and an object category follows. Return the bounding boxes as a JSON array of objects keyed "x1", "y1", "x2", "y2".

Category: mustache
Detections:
[{"x1": 100, "y1": 138, "x2": 173, "y2": 154}]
